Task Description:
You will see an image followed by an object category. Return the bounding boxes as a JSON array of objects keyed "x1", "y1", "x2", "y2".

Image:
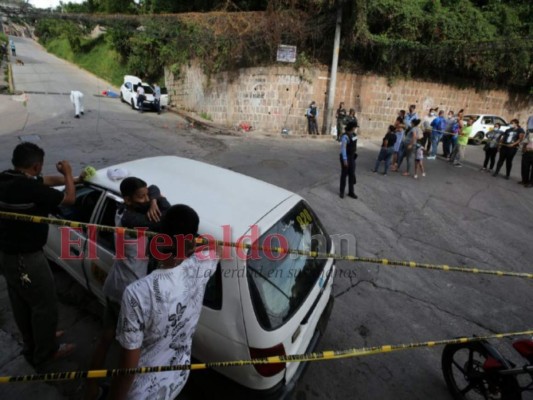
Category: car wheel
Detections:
[
  {"x1": 472, "y1": 131, "x2": 484, "y2": 145},
  {"x1": 131, "y1": 99, "x2": 135, "y2": 110},
  {"x1": 120, "y1": 92, "x2": 124, "y2": 103}
]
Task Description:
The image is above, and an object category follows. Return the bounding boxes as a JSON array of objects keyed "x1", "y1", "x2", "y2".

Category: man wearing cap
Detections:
[
  {"x1": 339, "y1": 121, "x2": 358, "y2": 199},
  {"x1": 0, "y1": 143, "x2": 85, "y2": 366}
]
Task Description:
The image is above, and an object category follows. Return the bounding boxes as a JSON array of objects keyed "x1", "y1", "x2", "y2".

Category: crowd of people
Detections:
[
  {"x1": 338, "y1": 104, "x2": 533, "y2": 198},
  {"x1": 0, "y1": 143, "x2": 217, "y2": 400},
  {"x1": 371, "y1": 106, "x2": 532, "y2": 181}
]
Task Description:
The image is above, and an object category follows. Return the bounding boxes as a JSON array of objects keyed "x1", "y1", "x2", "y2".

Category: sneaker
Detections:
[
  {"x1": 383, "y1": 173, "x2": 387, "y2": 176},
  {"x1": 51, "y1": 343, "x2": 76, "y2": 361},
  {"x1": 492, "y1": 172, "x2": 498, "y2": 177},
  {"x1": 75, "y1": 114, "x2": 80, "y2": 119},
  {"x1": 348, "y1": 193, "x2": 358, "y2": 199},
  {"x1": 80, "y1": 111, "x2": 84, "y2": 115},
  {"x1": 339, "y1": 193, "x2": 344, "y2": 199},
  {"x1": 422, "y1": 173, "x2": 426, "y2": 177},
  {"x1": 454, "y1": 163, "x2": 462, "y2": 167},
  {"x1": 427, "y1": 156, "x2": 436, "y2": 160},
  {"x1": 414, "y1": 174, "x2": 418, "y2": 179},
  {"x1": 55, "y1": 330, "x2": 64, "y2": 338},
  {"x1": 480, "y1": 168, "x2": 487, "y2": 171},
  {"x1": 371, "y1": 169, "x2": 377, "y2": 173}
]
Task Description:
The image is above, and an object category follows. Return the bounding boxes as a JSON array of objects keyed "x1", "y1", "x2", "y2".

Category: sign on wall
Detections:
[{"x1": 277, "y1": 45, "x2": 297, "y2": 63}]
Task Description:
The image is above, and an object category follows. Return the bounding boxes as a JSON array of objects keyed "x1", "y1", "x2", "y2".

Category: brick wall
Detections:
[{"x1": 165, "y1": 62, "x2": 533, "y2": 138}]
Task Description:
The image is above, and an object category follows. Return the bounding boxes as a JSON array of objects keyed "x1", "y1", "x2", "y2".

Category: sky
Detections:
[{"x1": 28, "y1": 0, "x2": 85, "y2": 9}]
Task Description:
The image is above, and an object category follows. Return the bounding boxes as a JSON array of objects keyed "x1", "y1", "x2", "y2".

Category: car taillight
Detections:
[{"x1": 249, "y1": 344, "x2": 286, "y2": 377}]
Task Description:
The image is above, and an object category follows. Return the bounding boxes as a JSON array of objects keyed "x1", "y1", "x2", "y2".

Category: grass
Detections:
[
  {"x1": 199, "y1": 111, "x2": 212, "y2": 121},
  {"x1": 43, "y1": 36, "x2": 128, "y2": 88}
]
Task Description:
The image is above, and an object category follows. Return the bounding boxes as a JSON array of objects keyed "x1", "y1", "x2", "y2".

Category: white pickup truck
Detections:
[{"x1": 119, "y1": 75, "x2": 169, "y2": 112}]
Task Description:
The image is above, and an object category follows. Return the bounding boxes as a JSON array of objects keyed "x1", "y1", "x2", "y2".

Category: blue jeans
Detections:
[
  {"x1": 374, "y1": 147, "x2": 394, "y2": 173},
  {"x1": 431, "y1": 132, "x2": 443, "y2": 157}
]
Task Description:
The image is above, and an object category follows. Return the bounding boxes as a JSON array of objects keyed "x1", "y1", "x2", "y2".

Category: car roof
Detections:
[
  {"x1": 89, "y1": 156, "x2": 297, "y2": 240},
  {"x1": 124, "y1": 75, "x2": 141, "y2": 84}
]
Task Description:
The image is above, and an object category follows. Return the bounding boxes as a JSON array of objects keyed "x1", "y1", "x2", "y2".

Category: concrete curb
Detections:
[{"x1": 168, "y1": 107, "x2": 338, "y2": 140}]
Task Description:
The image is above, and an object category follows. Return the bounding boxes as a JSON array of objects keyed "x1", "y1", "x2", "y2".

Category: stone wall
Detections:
[{"x1": 165, "y1": 62, "x2": 533, "y2": 137}]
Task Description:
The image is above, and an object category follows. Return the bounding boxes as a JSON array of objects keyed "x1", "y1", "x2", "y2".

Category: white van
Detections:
[{"x1": 45, "y1": 156, "x2": 335, "y2": 397}]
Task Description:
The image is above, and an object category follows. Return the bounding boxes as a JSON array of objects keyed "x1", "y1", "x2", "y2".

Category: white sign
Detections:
[{"x1": 277, "y1": 45, "x2": 297, "y2": 63}]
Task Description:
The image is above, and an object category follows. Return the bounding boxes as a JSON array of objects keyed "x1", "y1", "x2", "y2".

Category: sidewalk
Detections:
[{"x1": 171, "y1": 108, "x2": 339, "y2": 141}]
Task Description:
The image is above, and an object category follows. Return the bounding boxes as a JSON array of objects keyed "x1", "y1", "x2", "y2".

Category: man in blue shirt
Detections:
[
  {"x1": 339, "y1": 121, "x2": 358, "y2": 199},
  {"x1": 428, "y1": 110, "x2": 446, "y2": 159}
]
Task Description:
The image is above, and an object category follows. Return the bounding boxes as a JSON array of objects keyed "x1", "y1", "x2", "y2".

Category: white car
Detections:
[
  {"x1": 120, "y1": 75, "x2": 169, "y2": 111},
  {"x1": 464, "y1": 114, "x2": 511, "y2": 145},
  {"x1": 45, "y1": 156, "x2": 335, "y2": 397}
]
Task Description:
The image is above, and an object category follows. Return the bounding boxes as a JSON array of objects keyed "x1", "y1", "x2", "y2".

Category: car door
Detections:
[
  {"x1": 82, "y1": 192, "x2": 123, "y2": 303},
  {"x1": 46, "y1": 184, "x2": 105, "y2": 291},
  {"x1": 123, "y1": 82, "x2": 133, "y2": 104}
]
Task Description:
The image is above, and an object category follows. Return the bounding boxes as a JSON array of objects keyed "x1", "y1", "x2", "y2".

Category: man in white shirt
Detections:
[{"x1": 109, "y1": 205, "x2": 219, "y2": 400}]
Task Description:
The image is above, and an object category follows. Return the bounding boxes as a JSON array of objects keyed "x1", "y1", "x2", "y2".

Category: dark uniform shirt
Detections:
[{"x1": 0, "y1": 170, "x2": 64, "y2": 254}]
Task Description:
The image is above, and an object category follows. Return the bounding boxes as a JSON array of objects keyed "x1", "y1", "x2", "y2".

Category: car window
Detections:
[
  {"x1": 142, "y1": 85, "x2": 154, "y2": 94},
  {"x1": 482, "y1": 117, "x2": 493, "y2": 125},
  {"x1": 96, "y1": 195, "x2": 120, "y2": 253},
  {"x1": 465, "y1": 115, "x2": 479, "y2": 123},
  {"x1": 494, "y1": 117, "x2": 507, "y2": 126},
  {"x1": 203, "y1": 262, "x2": 222, "y2": 310},
  {"x1": 247, "y1": 201, "x2": 331, "y2": 330},
  {"x1": 125, "y1": 82, "x2": 131, "y2": 90},
  {"x1": 57, "y1": 185, "x2": 103, "y2": 223}
]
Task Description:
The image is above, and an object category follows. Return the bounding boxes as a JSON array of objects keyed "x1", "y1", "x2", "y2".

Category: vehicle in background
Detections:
[
  {"x1": 463, "y1": 115, "x2": 511, "y2": 145},
  {"x1": 119, "y1": 75, "x2": 169, "y2": 112}
]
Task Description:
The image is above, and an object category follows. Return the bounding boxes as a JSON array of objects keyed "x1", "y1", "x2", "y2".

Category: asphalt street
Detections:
[{"x1": 0, "y1": 37, "x2": 532, "y2": 400}]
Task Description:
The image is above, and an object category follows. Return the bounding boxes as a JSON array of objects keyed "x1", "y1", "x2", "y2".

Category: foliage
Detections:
[
  {"x1": 35, "y1": 0, "x2": 533, "y2": 91},
  {"x1": 347, "y1": 0, "x2": 533, "y2": 90},
  {"x1": 42, "y1": 35, "x2": 129, "y2": 87}
]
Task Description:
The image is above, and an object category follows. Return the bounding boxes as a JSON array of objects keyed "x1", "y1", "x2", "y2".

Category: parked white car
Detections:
[
  {"x1": 45, "y1": 156, "x2": 335, "y2": 397},
  {"x1": 464, "y1": 114, "x2": 511, "y2": 145},
  {"x1": 120, "y1": 75, "x2": 169, "y2": 111}
]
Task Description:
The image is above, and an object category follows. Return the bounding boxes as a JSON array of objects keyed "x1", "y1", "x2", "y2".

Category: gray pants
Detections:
[{"x1": 0, "y1": 250, "x2": 58, "y2": 365}]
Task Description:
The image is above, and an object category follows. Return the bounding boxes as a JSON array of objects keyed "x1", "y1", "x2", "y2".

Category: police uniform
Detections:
[{"x1": 339, "y1": 126, "x2": 358, "y2": 199}]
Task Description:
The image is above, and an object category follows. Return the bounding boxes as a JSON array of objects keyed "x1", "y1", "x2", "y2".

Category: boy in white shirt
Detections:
[{"x1": 109, "y1": 205, "x2": 219, "y2": 400}]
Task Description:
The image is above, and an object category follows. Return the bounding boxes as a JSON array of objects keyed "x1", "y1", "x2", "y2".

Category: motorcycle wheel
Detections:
[{"x1": 441, "y1": 342, "x2": 521, "y2": 400}]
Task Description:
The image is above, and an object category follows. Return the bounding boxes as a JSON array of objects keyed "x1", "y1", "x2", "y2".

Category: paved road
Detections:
[{"x1": 1, "y1": 36, "x2": 532, "y2": 400}]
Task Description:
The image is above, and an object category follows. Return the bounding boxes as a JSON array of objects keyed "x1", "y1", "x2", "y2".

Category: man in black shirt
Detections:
[
  {"x1": 0, "y1": 142, "x2": 80, "y2": 366},
  {"x1": 492, "y1": 119, "x2": 525, "y2": 180},
  {"x1": 372, "y1": 125, "x2": 397, "y2": 175}
]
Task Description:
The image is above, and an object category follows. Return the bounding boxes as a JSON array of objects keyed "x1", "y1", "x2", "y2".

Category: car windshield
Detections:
[
  {"x1": 247, "y1": 201, "x2": 331, "y2": 330},
  {"x1": 142, "y1": 85, "x2": 154, "y2": 94}
]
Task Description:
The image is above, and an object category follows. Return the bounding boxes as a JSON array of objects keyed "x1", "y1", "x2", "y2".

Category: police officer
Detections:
[
  {"x1": 339, "y1": 121, "x2": 358, "y2": 199},
  {"x1": 0, "y1": 143, "x2": 83, "y2": 366}
]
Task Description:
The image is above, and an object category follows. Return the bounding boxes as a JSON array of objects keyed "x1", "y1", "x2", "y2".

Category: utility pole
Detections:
[{"x1": 324, "y1": 0, "x2": 342, "y2": 135}]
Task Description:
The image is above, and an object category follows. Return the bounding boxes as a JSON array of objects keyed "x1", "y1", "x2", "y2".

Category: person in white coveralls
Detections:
[{"x1": 70, "y1": 90, "x2": 84, "y2": 119}]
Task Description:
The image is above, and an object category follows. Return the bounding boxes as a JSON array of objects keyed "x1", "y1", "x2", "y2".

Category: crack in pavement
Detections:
[{"x1": 355, "y1": 279, "x2": 500, "y2": 335}]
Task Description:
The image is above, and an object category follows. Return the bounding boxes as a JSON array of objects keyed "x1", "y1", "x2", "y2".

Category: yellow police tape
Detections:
[
  {"x1": 0, "y1": 211, "x2": 531, "y2": 280},
  {"x1": 0, "y1": 329, "x2": 531, "y2": 383}
]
